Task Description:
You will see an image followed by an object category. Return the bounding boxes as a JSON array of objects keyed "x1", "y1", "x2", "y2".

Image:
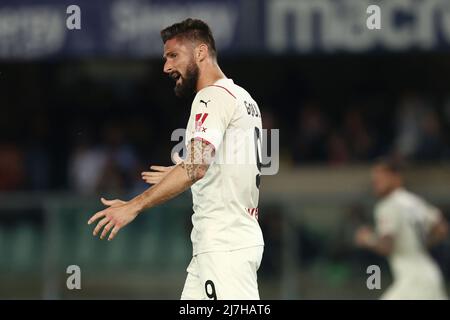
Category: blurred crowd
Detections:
[
  {"x1": 1, "y1": 53, "x2": 450, "y2": 196},
  {"x1": 291, "y1": 93, "x2": 450, "y2": 166},
  {"x1": 1, "y1": 91, "x2": 449, "y2": 194},
  {"x1": 0, "y1": 118, "x2": 150, "y2": 196}
]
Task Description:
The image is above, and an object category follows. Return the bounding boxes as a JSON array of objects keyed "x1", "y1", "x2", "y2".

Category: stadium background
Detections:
[{"x1": 0, "y1": 0, "x2": 449, "y2": 299}]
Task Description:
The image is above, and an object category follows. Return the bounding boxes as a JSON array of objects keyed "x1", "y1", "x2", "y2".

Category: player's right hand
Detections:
[{"x1": 141, "y1": 152, "x2": 183, "y2": 185}]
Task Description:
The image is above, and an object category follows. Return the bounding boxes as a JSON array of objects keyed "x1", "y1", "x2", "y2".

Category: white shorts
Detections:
[
  {"x1": 381, "y1": 266, "x2": 448, "y2": 300},
  {"x1": 180, "y1": 246, "x2": 264, "y2": 300},
  {"x1": 381, "y1": 282, "x2": 448, "y2": 300}
]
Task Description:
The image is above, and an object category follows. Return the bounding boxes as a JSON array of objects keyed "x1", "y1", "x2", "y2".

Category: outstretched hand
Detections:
[{"x1": 88, "y1": 197, "x2": 140, "y2": 241}]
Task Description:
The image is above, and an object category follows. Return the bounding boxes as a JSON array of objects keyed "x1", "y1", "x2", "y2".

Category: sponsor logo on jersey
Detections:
[{"x1": 200, "y1": 99, "x2": 211, "y2": 108}]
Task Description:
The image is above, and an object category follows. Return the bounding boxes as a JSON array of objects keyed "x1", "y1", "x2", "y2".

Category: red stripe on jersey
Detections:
[
  {"x1": 247, "y1": 207, "x2": 259, "y2": 218},
  {"x1": 195, "y1": 113, "x2": 208, "y2": 126},
  {"x1": 210, "y1": 85, "x2": 236, "y2": 99}
]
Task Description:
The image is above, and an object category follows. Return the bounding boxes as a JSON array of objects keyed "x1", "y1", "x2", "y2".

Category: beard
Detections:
[{"x1": 173, "y1": 60, "x2": 199, "y2": 98}]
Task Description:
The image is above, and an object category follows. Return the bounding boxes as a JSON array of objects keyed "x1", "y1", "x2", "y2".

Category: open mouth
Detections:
[{"x1": 170, "y1": 72, "x2": 181, "y2": 85}]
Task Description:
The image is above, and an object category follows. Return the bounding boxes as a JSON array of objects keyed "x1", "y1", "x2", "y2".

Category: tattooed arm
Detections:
[
  {"x1": 88, "y1": 139, "x2": 215, "y2": 240},
  {"x1": 134, "y1": 138, "x2": 214, "y2": 208},
  {"x1": 180, "y1": 138, "x2": 215, "y2": 182}
]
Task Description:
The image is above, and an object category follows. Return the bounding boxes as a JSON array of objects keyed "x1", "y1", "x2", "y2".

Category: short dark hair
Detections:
[
  {"x1": 374, "y1": 156, "x2": 405, "y2": 175},
  {"x1": 160, "y1": 18, "x2": 217, "y2": 58}
]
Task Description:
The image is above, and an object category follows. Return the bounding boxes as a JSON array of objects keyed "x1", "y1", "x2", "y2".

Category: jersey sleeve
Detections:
[
  {"x1": 375, "y1": 203, "x2": 399, "y2": 237},
  {"x1": 423, "y1": 204, "x2": 442, "y2": 232},
  {"x1": 188, "y1": 86, "x2": 237, "y2": 150}
]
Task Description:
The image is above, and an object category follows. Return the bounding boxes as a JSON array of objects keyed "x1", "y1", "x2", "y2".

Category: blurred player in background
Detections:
[
  {"x1": 355, "y1": 158, "x2": 448, "y2": 299},
  {"x1": 88, "y1": 18, "x2": 264, "y2": 300}
]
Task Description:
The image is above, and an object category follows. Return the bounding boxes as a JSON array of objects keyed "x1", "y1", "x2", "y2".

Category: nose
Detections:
[{"x1": 163, "y1": 61, "x2": 172, "y2": 74}]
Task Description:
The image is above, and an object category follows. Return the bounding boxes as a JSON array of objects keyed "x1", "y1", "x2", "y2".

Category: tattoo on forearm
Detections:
[{"x1": 181, "y1": 139, "x2": 214, "y2": 183}]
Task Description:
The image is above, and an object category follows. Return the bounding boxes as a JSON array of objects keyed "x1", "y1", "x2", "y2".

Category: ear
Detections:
[{"x1": 195, "y1": 43, "x2": 209, "y2": 62}]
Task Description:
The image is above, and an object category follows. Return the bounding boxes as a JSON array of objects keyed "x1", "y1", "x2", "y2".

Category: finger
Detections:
[
  {"x1": 142, "y1": 172, "x2": 165, "y2": 179},
  {"x1": 142, "y1": 177, "x2": 162, "y2": 184},
  {"x1": 100, "y1": 221, "x2": 115, "y2": 240},
  {"x1": 101, "y1": 197, "x2": 125, "y2": 206},
  {"x1": 145, "y1": 175, "x2": 162, "y2": 181},
  {"x1": 88, "y1": 210, "x2": 107, "y2": 225},
  {"x1": 108, "y1": 225, "x2": 121, "y2": 241},
  {"x1": 93, "y1": 217, "x2": 110, "y2": 236},
  {"x1": 143, "y1": 175, "x2": 161, "y2": 182},
  {"x1": 172, "y1": 152, "x2": 183, "y2": 164},
  {"x1": 149, "y1": 165, "x2": 171, "y2": 172},
  {"x1": 141, "y1": 171, "x2": 165, "y2": 177},
  {"x1": 143, "y1": 177, "x2": 160, "y2": 184}
]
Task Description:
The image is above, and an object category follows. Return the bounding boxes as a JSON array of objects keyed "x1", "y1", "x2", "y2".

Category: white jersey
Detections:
[
  {"x1": 185, "y1": 78, "x2": 264, "y2": 256},
  {"x1": 375, "y1": 188, "x2": 447, "y2": 299}
]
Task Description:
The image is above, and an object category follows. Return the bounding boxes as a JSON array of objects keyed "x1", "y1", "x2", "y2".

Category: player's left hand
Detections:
[
  {"x1": 88, "y1": 197, "x2": 140, "y2": 241},
  {"x1": 354, "y1": 225, "x2": 375, "y2": 248}
]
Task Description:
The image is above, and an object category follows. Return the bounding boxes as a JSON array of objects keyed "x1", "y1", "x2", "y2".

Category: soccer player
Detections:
[
  {"x1": 88, "y1": 18, "x2": 265, "y2": 300},
  {"x1": 355, "y1": 158, "x2": 448, "y2": 299}
]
